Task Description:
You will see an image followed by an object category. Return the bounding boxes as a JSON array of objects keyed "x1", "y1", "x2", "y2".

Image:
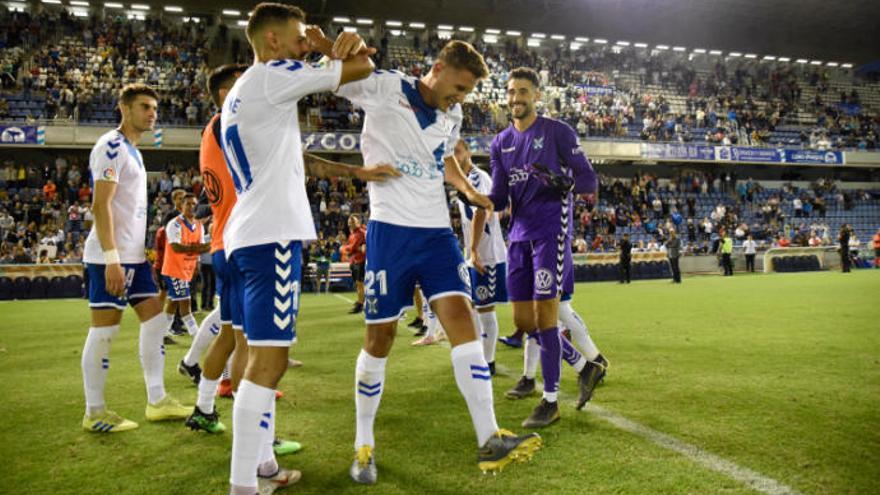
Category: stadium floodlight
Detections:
[
  {"x1": 459, "y1": 26, "x2": 474, "y2": 32},
  {"x1": 709, "y1": 49, "x2": 723, "y2": 55},
  {"x1": 8, "y1": 1, "x2": 27, "y2": 10},
  {"x1": 810, "y1": 60, "x2": 822, "y2": 65},
  {"x1": 634, "y1": 42, "x2": 648, "y2": 48},
  {"x1": 332, "y1": 16, "x2": 351, "y2": 23},
  {"x1": 527, "y1": 39, "x2": 541, "y2": 47},
  {"x1": 236, "y1": 20, "x2": 248, "y2": 27},
  {"x1": 438, "y1": 24, "x2": 454, "y2": 30},
  {"x1": 616, "y1": 40, "x2": 630, "y2": 46},
  {"x1": 551, "y1": 34, "x2": 565, "y2": 40},
  {"x1": 355, "y1": 18, "x2": 373, "y2": 25},
  {"x1": 127, "y1": 12, "x2": 144, "y2": 19},
  {"x1": 390, "y1": 29, "x2": 403, "y2": 36},
  {"x1": 655, "y1": 44, "x2": 669, "y2": 50},
  {"x1": 826, "y1": 62, "x2": 839, "y2": 67},
  {"x1": 593, "y1": 38, "x2": 608, "y2": 44},
  {"x1": 795, "y1": 58, "x2": 808, "y2": 63},
  {"x1": 70, "y1": 1, "x2": 90, "y2": 6},
  {"x1": 778, "y1": 57, "x2": 790, "y2": 62},
  {"x1": 182, "y1": 16, "x2": 200, "y2": 23},
  {"x1": 409, "y1": 22, "x2": 425, "y2": 28},
  {"x1": 570, "y1": 42, "x2": 582, "y2": 50},
  {"x1": 575, "y1": 36, "x2": 590, "y2": 42},
  {"x1": 72, "y1": 9, "x2": 89, "y2": 16},
  {"x1": 104, "y1": 2, "x2": 123, "y2": 7},
  {"x1": 485, "y1": 28, "x2": 501, "y2": 34},
  {"x1": 437, "y1": 30, "x2": 452, "y2": 39},
  {"x1": 222, "y1": 9, "x2": 240, "y2": 16},
  {"x1": 841, "y1": 63, "x2": 853, "y2": 68},
  {"x1": 762, "y1": 55, "x2": 776, "y2": 61},
  {"x1": 131, "y1": 3, "x2": 150, "y2": 10},
  {"x1": 506, "y1": 30, "x2": 522, "y2": 36},
  {"x1": 483, "y1": 34, "x2": 498, "y2": 44},
  {"x1": 386, "y1": 20, "x2": 402, "y2": 27},
  {"x1": 692, "y1": 48, "x2": 706, "y2": 54},
  {"x1": 728, "y1": 52, "x2": 742, "y2": 57},
  {"x1": 672, "y1": 46, "x2": 686, "y2": 52},
  {"x1": 744, "y1": 53, "x2": 757, "y2": 59},
  {"x1": 531, "y1": 33, "x2": 546, "y2": 38},
  {"x1": 164, "y1": 6, "x2": 182, "y2": 13},
  {"x1": 41, "y1": 0, "x2": 61, "y2": 4}
]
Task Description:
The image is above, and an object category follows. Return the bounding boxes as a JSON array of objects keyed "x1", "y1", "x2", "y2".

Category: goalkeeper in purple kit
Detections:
[{"x1": 488, "y1": 67, "x2": 607, "y2": 428}]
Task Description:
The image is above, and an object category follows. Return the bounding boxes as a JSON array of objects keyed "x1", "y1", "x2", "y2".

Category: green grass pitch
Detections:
[{"x1": 1, "y1": 271, "x2": 878, "y2": 494}]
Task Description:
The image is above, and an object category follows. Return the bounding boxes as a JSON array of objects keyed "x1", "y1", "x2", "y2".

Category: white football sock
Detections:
[
  {"x1": 258, "y1": 395, "x2": 278, "y2": 477},
  {"x1": 184, "y1": 307, "x2": 220, "y2": 366},
  {"x1": 182, "y1": 312, "x2": 199, "y2": 337},
  {"x1": 559, "y1": 300, "x2": 600, "y2": 361},
  {"x1": 478, "y1": 311, "x2": 499, "y2": 363},
  {"x1": 450, "y1": 340, "x2": 499, "y2": 446},
  {"x1": 231, "y1": 380, "x2": 274, "y2": 489},
  {"x1": 197, "y1": 375, "x2": 220, "y2": 413},
  {"x1": 524, "y1": 333, "x2": 540, "y2": 379},
  {"x1": 139, "y1": 313, "x2": 168, "y2": 404},
  {"x1": 82, "y1": 325, "x2": 119, "y2": 416},
  {"x1": 354, "y1": 349, "x2": 386, "y2": 449}
]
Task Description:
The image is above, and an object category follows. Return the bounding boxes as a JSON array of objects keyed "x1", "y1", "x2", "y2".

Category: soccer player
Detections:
[
  {"x1": 334, "y1": 40, "x2": 541, "y2": 484},
  {"x1": 487, "y1": 67, "x2": 605, "y2": 428},
  {"x1": 80, "y1": 84, "x2": 191, "y2": 433},
  {"x1": 343, "y1": 214, "x2": 367, "y2": 313},
  {"x1": 450, "y1": 139, "x2": 507, "y2": 373},
  {"x1": 221, "y1": 4, "x2": 393, "y2": 494},
  {"x1": 161, "y1": 193, "x2": 210, "y2": 344}
]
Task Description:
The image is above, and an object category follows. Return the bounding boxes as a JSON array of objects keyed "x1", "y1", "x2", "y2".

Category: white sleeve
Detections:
[
  {"x1": 335, "y1": 71, "x2": 389, "y2": 109},
  {"x1": 264, "y1": 59, "x2": 343, "y2": 107},
  {"x1": 444, "y1": 106, "x2": 463, "y2": 158},
  {"x1": 89, "y1": 139, "x2": 125, "y2": 183},
  {"x1": 165, "y1": 219, "x2": 182, "y2": 244},
  {"x1": 199, "y1": 223, "x2": 206, "y2": 244}
]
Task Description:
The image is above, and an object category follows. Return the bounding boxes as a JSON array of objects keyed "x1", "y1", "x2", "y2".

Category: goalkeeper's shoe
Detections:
[
  {"x1": 185, "y1": 406, "x2": 225, "y2": 433},
  {"x1": 576, "y1": 359, "x2": 607, "y2": 410},
  {"x1": 522, "y1": 399, "x2": 560, "y2": 429},
  {"x1": 477, "y1": 429, "x2": 542, "y2": 474},
  {"x1": 258, "y1": 467, "x2": 301, "y2": 494},
  {"x1": 349, "y1": 446, "x2": 377, "y2": 485},
  {"x1": 82, "y1": 410, "x2": 138, "y2": 433},
  {"x1": 145, "y1": 394, "x2": 191, "y2": 421}
]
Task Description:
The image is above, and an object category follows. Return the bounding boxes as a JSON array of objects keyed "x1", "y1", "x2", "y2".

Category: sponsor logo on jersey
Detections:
[
  {"x1": 535, "y1": 268, "x2": 553, "y2": 294},
  {"x1": 101, "y1": 167, "x2": 116, "y2": 181}
]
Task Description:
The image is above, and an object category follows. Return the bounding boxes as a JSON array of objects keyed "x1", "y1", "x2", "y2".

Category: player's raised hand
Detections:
[
  {"x1": 332, "y1": 31, "x2": 377, "y2": 59},
  {"x1": 105, "y1": 263, "x2": 125, "y2": 297},
  {"x1": 355, "y1": 164, "x2": 402, "y2": 182},
  {"x1": 305, "y1": 25, "x2": 333, "y2": 57}
]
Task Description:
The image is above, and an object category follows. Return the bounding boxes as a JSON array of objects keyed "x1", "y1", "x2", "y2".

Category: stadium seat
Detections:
[
  {"x1": 29, "y1": 276, "x2": 49, "y2": 299},
  {"x1": 49, "y1": 276, "x2": 66, "y2": 298},
  {"x1": 64, "y1": 274, "x2": 84, "y2": 298},
  {"x1": 13, "y1": 277, "x2": 31, "y2": 300},
  {"x1": 0, "y1": 276, "x2": 12, "y2": 300}
]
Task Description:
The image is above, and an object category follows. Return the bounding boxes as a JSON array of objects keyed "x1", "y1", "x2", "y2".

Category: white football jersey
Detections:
[
  {"x1": 221, "y1": 59, "x2": 342, "y2": 256},
  {"x1": 455, "y1": 166, "x2": 507, "y2": 266},
  {"x1": 336, "y1": 71, "x2": 461, "y2": 228},
  {"x1": 83, "y1": 129, "x2": 148, "y2": 264}
]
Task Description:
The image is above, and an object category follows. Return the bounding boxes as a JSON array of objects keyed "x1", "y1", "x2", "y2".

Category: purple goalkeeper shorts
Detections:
[{"x1": 507, "y1": 236, "x2": 574, "y2": 302}]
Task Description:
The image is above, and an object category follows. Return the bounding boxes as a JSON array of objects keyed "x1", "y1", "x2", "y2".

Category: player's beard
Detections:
[{"x1": 512, "y1": 103, "x2": 533, "y2": 120}]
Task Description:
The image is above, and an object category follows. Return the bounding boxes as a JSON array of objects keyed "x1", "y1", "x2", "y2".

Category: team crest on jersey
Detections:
[
  {"x1": 364, "y1": 296, "x2": 379, "y2": 315},
  {"x1": 535, "y1": 268, "x2": 553, "y2": 294},
  {"x1": 458, "y1": 263, "x2": 471, "y2": 289},
  {"x1": 532, "y1": 137, "x2": 544, "y2": 151},
  {"x1": 101, "y1": 167, "x2": 116, "y2": 181}
]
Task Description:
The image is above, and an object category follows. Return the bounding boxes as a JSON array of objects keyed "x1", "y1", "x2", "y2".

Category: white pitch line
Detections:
[
  {"x1": 332, "y1": 293, "x2": 355, "y2": 304},
  {"x1": 580, "y1": 401, "x2": 803, "y2": 495}
]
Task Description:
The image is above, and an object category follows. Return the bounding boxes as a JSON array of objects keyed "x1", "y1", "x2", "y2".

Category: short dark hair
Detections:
[
  {"x1": 509, "y1": 67, "x2": 541, "y2": 89},
  {"x1": 119, "y1": 84, "x2": 158, "y2": 106},
  {"x1": 246, "y1": 2, "x2": 306, "y2": 42},
  {"x1": 207, "y1": 64, "x2": 249, "y2": 107},
  {"x1": 184, "y1": 193, "x2": 196, "y2": 200},
  {"x1": 437, "y1": 40, "x2": 489, "y2": 79}
]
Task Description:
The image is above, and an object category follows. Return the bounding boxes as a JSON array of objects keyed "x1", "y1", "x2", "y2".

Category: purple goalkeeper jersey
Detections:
[{"x1": 488, "y1": 116, "x2": 597, "y2": 242}]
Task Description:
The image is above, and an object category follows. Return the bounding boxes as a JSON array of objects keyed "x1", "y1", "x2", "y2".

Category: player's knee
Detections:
[{"x1": 364, "y1": 324, "x2": 395, "y2": 356}]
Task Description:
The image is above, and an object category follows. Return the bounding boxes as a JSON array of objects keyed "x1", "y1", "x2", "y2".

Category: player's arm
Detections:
[
  {"x1": 303, "y1": 152, "x2": 400, "y2": 182},
  {"x1": 444, "y1": 156, "x2": 493, "y2": 211},
  {"x1": 170, "y1": 242, "x2": 210, "y2": 254},
  {"x1": 558, "y1": 123, "x2": 598, "y2": 196},
  {"x1": 470, "y1": 207, "x2": 488, "y2": 275},
  {"x1": 487, "y1": 140, "x2": 510, "y2": 211},
  {"x1": 306, "y1": 26, "x2": 375, "y2": 87},
  {"x1": 92, "y1": 180, "x2": 125, "y2": 296}
]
